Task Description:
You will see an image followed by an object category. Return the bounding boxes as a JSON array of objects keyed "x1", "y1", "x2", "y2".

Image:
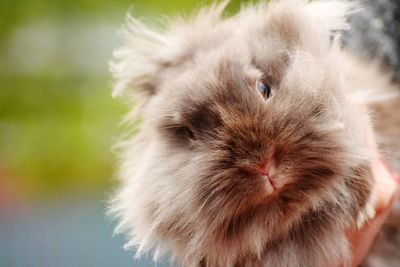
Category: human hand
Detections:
[{"x1": 347, "y1": 157, "x2": 399, "y2": 267}]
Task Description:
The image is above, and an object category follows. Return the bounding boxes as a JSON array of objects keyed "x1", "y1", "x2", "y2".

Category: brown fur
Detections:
[{"x1": 108, "y1": 1, "x2": 381, "y2": 266}]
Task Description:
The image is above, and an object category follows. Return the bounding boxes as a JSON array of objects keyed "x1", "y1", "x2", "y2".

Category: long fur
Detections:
[{"x1": 108, "y1": 1, "x2": 381, "y2": 266}]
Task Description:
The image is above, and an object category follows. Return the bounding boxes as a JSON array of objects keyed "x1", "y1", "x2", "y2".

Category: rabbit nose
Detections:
[
  {"x1": 260, "y1": 162, "x2": 270, "y2": 176},
  {"x1": 259, "y1": 159, "x2": 276, "y2": 176},
  {"x1": 258, "y1": 160, "x2": 278, "y2": 193}
]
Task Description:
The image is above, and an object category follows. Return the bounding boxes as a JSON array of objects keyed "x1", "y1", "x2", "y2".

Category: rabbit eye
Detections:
[
  {"x1": 256, "y1": 79, "x2": 272, "y2": 99},
  {"x1": 175, "y1": 125, "x2": 195, "y2": 140}
]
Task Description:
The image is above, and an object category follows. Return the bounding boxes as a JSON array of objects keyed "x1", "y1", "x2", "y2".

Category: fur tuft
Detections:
[{"x1": 110, "y1": 1, "x2": 230, "y2": 98}]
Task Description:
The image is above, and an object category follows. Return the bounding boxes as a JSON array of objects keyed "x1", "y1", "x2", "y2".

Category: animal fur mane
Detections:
[{"x1": 107, "y1": 1, "x2": 375, "y2": 267}]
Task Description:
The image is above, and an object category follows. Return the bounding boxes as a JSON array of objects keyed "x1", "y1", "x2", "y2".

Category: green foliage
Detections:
[{"x1": 0, "y1": 73, "x2": 126, "y2": 197}]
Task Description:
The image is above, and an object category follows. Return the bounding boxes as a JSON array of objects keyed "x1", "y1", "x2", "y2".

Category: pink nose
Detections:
[{"x1": 260, "y1": 162, "x2": 269, "y2": 176}]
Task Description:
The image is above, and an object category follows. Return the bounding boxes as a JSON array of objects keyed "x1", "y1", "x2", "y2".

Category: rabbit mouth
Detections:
[
  {"x1": 262, "y1": 173, "x2": 277, "y2": 194},
  {"x1": 259, "y1": 160, "x2": 280, "y2": 194}
]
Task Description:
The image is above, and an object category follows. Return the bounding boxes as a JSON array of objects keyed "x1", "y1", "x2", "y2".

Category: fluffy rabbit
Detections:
[{"x1": 108, "y1": 1, "x2": 398, "y2": 266}]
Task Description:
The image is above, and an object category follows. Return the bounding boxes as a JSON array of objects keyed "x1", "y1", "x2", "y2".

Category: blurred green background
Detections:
[{"x1": 0, "y1": 1, "x2": 246, "y2": 266}]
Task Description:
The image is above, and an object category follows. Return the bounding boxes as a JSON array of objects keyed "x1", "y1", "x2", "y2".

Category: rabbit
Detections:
[{"x1": 107, "y1": 1, "x2": 398, "y2": 266}]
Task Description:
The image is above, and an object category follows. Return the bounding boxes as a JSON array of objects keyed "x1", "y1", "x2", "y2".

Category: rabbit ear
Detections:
[
  {"x1": 110, "y1": 1, "x2": 229, "y2": 98},
  {"x1": 110, "y1": 15, "x2": 177, "y2": 98},
  {"x1": 245, "y1": 0, "x2": 355, "y2": 54},
  {"x1": 305, "y1": 0, "x2": 355, "y2": 34}
]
